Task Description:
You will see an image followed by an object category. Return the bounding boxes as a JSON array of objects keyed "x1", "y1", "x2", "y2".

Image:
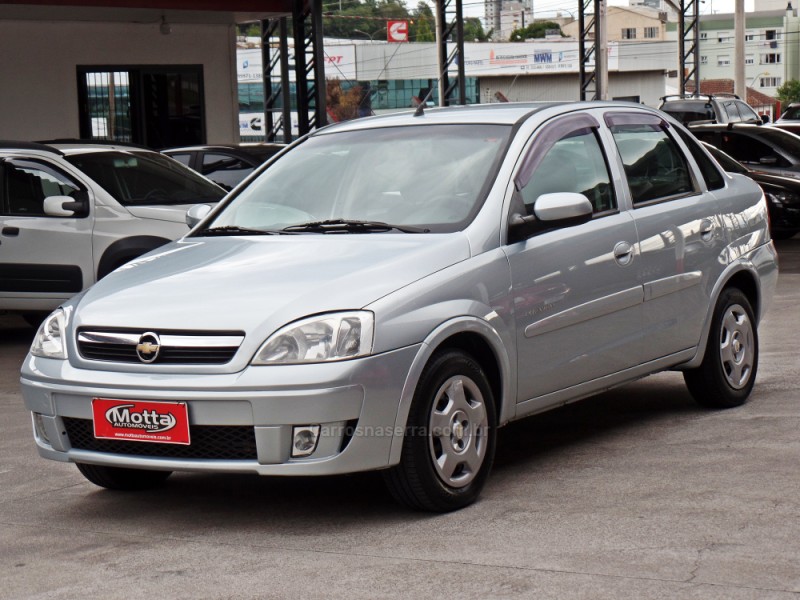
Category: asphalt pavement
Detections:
[{"x1": 1, "y1": 238, "x2": 799, "y2": 599}]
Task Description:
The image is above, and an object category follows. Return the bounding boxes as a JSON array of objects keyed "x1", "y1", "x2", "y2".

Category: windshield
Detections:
[
  {"x1": 66, "y1": 151, "x2": 225, "y2": 206},
  {"x1": 202, "y1": 124, "x2": 512, "y2": 234},
  {"x1": 754, "y1": 128, "x2": 800, "y2": 158},
  {"x1": 781, "y1": 105, "x2": 800, "y2": 120}
]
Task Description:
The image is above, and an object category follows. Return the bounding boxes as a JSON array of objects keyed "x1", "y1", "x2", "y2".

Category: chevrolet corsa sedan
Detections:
[{"x1": 21, "y1": 103, "x2": 778, "y2": 512}]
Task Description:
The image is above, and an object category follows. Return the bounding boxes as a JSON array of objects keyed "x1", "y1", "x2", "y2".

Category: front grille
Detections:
[
  {"x1": 63, "y1": 417, "x2": 257, "y2": 460},
  {"x1": 76, "y1": 329, "x2": 244, "y2": 365}
]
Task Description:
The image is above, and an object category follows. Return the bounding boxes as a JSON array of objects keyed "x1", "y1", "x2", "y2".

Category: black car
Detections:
[
  {"x1": 689, "y1": 123, "x2": 800, "y2": 180},
  {"x1": 772, "y1": 103, "x2": 800, "y2": 136},
  {"x1": 163, "y1": 143, "x2": 285, "y2": 191},
  {"x1": 703, "y1": 142, "x2": 799, "y2": 239},
  {"x1": 660, "y1": 94, "x2": 764, "y2": 126}
]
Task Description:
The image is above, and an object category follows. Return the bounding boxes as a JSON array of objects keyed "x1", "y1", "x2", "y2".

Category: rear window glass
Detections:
[{"x1": 675, "y1": 127, "x2": 725, "y2": 190}]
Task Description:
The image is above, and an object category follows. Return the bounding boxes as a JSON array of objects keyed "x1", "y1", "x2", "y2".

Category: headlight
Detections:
[
  {"x1": 30, "y1": 308, "x2": 68, "y2": 359},
  {"x1": 252, "y1": 311, "x2": 374, "y2": 365}
]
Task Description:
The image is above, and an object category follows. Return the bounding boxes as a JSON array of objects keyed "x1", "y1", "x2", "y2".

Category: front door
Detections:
[
  {"x1": 504, "y1": 112, "x2": 643, "y2": 403},
  {"x1": 0, "y1": 158, "x2": 93, "y2": 305}
]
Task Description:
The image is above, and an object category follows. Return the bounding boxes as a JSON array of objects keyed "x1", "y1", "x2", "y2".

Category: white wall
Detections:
[{"x1": 0, "y1": 19, "x2": 238, "y2": 143}]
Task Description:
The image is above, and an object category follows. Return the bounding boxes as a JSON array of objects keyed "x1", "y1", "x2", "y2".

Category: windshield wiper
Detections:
[
  {"x1": 282, "y1": 219, "x2": 430, "y2": 234},
  {"x1": 197, "y1": 225, "x2": 283, "y2": 236}
]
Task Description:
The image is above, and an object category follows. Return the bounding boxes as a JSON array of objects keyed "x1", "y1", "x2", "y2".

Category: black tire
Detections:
[
  {"x1": 76, "y1": 463, "x2": 172, "y2": 490},
  {"x1": 684, "y1": 288, "x2": 758, "y2": 409},
  {"x1": 383, "y1": 350, "x2": 497, "y2": 512}
]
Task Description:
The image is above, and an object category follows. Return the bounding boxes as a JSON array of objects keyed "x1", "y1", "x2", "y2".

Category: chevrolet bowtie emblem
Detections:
[{"x1": 135, "y1": 332, "x2": 161, "y2": 363}]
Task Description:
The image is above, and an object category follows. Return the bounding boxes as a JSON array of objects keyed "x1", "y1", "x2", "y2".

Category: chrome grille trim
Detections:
[
  {"x1": 78, "y1": 331, "x2": 244, "y2": 347},
  {"x1": 76, "y1": 329, "x2": 245, "y2": 364}
]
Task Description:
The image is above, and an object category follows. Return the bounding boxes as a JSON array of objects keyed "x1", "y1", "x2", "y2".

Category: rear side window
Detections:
[
  {"x1": 723, "y1": 102, "x2": 742, "y2": 122},
  {"x1": 607, "y1": 116, "x2": 694, "y2": 205},
  {"x1": 675, "y1": 127, "x2": 725, "y2": 190}
]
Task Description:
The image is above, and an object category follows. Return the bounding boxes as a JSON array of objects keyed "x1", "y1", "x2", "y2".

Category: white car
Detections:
[{"x1": 0, "y1": 141, "x2": 225, "y2": 323}]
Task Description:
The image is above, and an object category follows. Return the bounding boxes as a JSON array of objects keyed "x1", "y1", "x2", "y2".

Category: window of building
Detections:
[
  {"x1": 745, "y1": 54, "x2": 754, "y2": 65},
  {"x1": 745, "y1": 31, "x2": 755, "y2": 41},
  {"x1": 644, "y1": 27, "x2": 658, "y2": 39},
  {"x1": 718, "y1": 55, "x2": 731, "y2": 66},
  {"x1": 621, "y1": 28, "x2": 636, "y2": 39},
  {"x1": 760, "y1": 77, "x2": 781, "y2": 88},
  {"x1": 761, "y1": 53, "x2": 781, "y2": 64},
  {"x1": 700, "y1": 55, "x2": 708, "y2": 65},
  {"x1": 717, "y1": 31, "x2": 731, "y2": 43},
  {"x1": 700, "y1": 31, "x2": 708, "y2": 40}
]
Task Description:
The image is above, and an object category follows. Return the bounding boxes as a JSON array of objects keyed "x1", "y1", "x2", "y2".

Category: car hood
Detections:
[
  {"x1": 125, "y1": 204, "x2": 210, "y2": 224},
  {"x1": 73, "y1": 233, "x2": 472, "y2": 335}
]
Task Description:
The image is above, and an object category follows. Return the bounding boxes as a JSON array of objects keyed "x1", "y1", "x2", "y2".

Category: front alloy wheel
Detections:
[{"x1": 384, "y1": 350, "x2": 497, "y2": 512}]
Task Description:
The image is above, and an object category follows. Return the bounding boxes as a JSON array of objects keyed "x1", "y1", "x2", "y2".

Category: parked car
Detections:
[
  {"x1": 0, "y1": 140, "x2": 226, "y2": 324},
  {"x1": 702, "y1": 141, "x2": 800, "y2": 239},
  {"x1": 659, "y1": 93, "x2": 764, "y2": 126},
  {"x1": 162, "y1": 143, "x2": 285, "y2": 191},
  {"x1": 771, "y1": 102, "x2": 800, "y2": 136},
  {"x1": 21, "y1": 103, "x2": 778, "y2": 512},
  {"x1": 689, "y1": 123, "x2": 800, "y2": 179}
]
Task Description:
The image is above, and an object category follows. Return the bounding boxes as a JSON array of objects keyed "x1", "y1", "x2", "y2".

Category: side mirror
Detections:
[
  {"x1": 761, "y1": 114, "x2": 771, "y2": 124},
  {"x1": 508, "y1": 192, "x2": 593, "y2": 243},
  {"x1": 186, "y1": 203, "x2": 213, "y2": 228},
  {"x1": 43, "y1": 193, "x2": 89, "y2": 218}
]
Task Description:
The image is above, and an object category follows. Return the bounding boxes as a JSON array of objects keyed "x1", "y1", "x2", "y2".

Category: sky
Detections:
[{"x1": 462, "y1": 0, "x2": 758, "y2": 20}]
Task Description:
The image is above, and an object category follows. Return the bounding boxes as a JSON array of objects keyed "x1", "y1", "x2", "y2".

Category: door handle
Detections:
[
  {"x1": 613, "y1": 241, "x2": 634, "y2": 266},
  {"x1": 700, "y1": 219, "x2": 714, "y2": 241},
  {"x1": 2, "y1": 226, "x2": 19, "y2": 236}
]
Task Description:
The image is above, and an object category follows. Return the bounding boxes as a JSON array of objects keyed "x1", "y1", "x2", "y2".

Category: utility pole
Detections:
[
  {"x1": 734, "y1": 0, "x2": 745, "y2": 99},
  {"x1": 597, "y1": 0, "x2": 608, "y2": 100}
]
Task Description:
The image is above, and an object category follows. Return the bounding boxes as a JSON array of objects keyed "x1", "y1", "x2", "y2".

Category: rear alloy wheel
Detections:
[
  {"x1": 384, "y1": 350, "x2": 496, "y2": 512},
  {"x1": 76, "y1": 463, "x2": 172, "y2": 490},
  {"x1": 684, "y1": 288, "x2": 758, "y2": 408}
]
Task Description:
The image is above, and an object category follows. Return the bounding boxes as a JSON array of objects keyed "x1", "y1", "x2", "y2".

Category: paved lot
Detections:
[{"x1": 1, "y1": 239, "x2": 799, "y2": 600}]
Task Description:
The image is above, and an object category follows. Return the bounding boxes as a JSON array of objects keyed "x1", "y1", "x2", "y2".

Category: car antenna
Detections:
[{"x1": 414, "y1": 87, "x2": 435, "y2": 117}]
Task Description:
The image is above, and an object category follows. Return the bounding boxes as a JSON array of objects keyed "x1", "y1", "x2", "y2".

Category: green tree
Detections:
[
  {"x1": 463, "y1": 17, "x2": 488, "y2": 42},
  {"x1": 509, "y1": 20, "x2": 563, "y2": 42},
  {"x1": 776, "y1": 80, "x2": 800, "y2": 106},
  {"x1": 323, "y1": 0, "x2": 410, "y2": 41}
]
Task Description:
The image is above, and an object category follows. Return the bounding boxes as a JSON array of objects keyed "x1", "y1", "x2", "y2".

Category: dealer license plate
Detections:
[{"x1": 92, "y1": 398, "x2": 191, "y2": 445}]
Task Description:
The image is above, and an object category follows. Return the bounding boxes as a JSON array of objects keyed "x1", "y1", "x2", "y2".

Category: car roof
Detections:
[{"x1": 316, "y1": 101, "x2": 661, "y2": 134}]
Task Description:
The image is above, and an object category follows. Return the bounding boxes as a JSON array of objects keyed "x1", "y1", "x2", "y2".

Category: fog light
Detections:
[
  {"x1": 32, "y1": 413, "x2": 50, "y2": 445},
  {"x1": 292, "y1": 425, "x2": 320, "y2": 458}
]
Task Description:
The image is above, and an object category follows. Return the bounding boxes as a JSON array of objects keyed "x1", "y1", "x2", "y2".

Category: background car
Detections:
[
  {"x1": 660, "y1": 93, "x2": 764, "y2": 126},
  {"x1": 163, "y1": 143, "x2": 285, "y2": 191},
  {"x1": 0, "y1": 140, "x2": 226, "y2": 324},
  {"x1": 689, "y1": 123, "x2": 800, "y2": 179},
  {"x1": 20, "y1": 103, "x2": 777, "y2": 512},
  {"x1": 772, "y1": 102, "x2": 800, "y2": 136},
  {"x1": 702, "y1": 141, "x2": 800, "y2": 240}
]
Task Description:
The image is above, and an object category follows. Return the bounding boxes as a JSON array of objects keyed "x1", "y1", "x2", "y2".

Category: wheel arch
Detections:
[
  {"x1": 677, "y1": 262, "x2": 762, "y2": 371},
  {"x1": 97, "y1": 236, "x2": 171, "y2": 280},
  {"x1": 388, "y1": 316, "x2": 515, "y2": 466}
]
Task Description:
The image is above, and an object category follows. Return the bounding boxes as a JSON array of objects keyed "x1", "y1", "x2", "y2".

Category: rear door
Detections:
[
  {"x1": 605, "y1": 113, "x2": 725, "y2": 360},
  {"x1": 0, "y1": 157, "x2": 94, "y2": 305}
]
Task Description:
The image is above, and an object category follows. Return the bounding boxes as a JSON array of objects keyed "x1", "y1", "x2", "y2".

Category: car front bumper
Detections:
[{"x1": 20, "y1": 344, "x2": 420, "y2": 476}]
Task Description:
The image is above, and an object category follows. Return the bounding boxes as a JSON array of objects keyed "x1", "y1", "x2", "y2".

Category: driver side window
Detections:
[{"x1": 520, "y1": 129, "x2": 616, "y2": 215}]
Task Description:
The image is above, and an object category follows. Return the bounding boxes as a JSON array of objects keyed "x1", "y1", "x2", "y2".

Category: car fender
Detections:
[
  {"x1": 97, "y1": 235, "x2": 172, "y2": 280},
  {"x1": 387, "y1": 315, "x2": 515, "y2": 466},
  {"x1": 677, "y1": 242, "x2": 777, "y2": 370}
]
